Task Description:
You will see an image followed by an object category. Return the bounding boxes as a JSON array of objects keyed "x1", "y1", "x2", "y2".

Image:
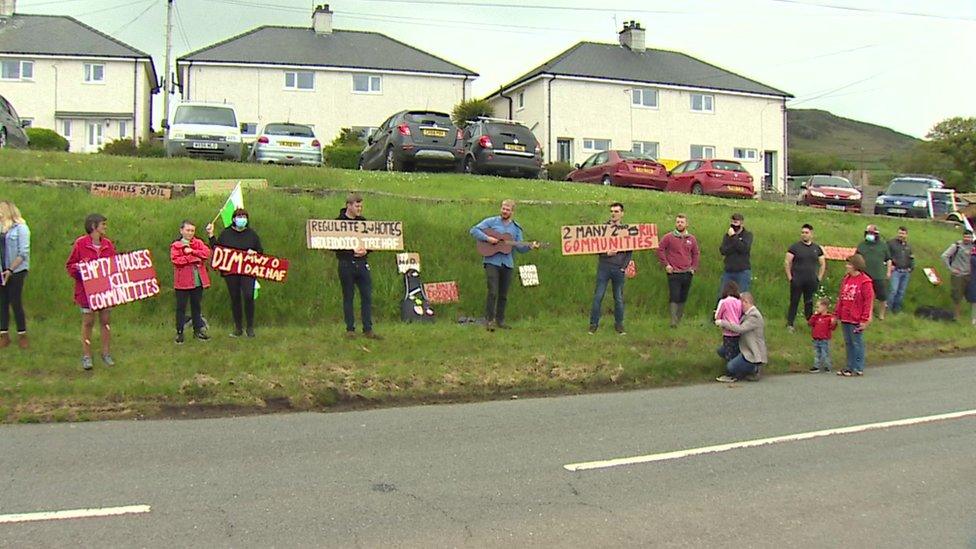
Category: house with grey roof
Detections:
[
  {"x1": 176, "y1": 4, "x2": 477, "y2": 144},
  {"x1": 486, "y1": 22, "x2": 792, "y2": 191},
  {"x1": 0, "y1": 0, "x2": 158, "y2": 152}
]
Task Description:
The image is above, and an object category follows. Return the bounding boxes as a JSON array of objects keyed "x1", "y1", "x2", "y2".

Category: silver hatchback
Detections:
[{"x1": 249, "y1": 123, "x2": 322, "y2": 166}]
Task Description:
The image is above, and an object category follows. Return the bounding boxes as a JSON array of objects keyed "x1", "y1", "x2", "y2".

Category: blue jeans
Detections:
[
  {"x1": 339, "y1": 260, "x2": 373, "y2": 332},
  {"x1": 887, "y1": 269, "x2": 910, "y2": 313},
  {"x1": 718, "y1": 269, "x2": 751, "y2": 300},
  {"x1": 590, "y1": 262, "x2": 625, "y2": 327},
  {"x1": 841, "y1": 322, "x2": 865, "y2": 372},
  {"x1": 726, "y1": 353, "x2": 760, "y2": 379},
  {"x1": 813, "y1": 339, "x2": 831, "y2": 371}
]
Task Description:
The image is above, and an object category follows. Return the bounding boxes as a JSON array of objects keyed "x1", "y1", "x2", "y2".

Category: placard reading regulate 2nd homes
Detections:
[{"x1": 306, "y1": 219, "x2": 404, "y2": 251}]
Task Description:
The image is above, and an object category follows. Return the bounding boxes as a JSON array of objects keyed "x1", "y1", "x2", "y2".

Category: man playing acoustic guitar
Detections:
[{"x1": 470, "y1": 199, "x2": 540, "y2": 331}]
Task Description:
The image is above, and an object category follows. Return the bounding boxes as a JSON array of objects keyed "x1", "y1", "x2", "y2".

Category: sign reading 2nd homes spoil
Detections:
[
  {"x1": 90, "y1": 183, "x2": 172, "y2": 200},
  {"x1": 211, "y1": 246, "x2": 290, "y2": 282},
  {"x1": 560, "y1": 223, "x2": 659, "y2": 256},
  {"x1": 306, "y1": 219, "x2": 404, "y2": 251},
  {"x1": 80, "y1": 249, "x2": 161, "y2": 311}
]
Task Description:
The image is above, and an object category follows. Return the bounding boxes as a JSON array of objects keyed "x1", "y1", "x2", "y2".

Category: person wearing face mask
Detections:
[
  {"x1": 855, "y1": 224, "x2": 892, "y2": 321},
  {"x1": 718, "y1": 212, "x2": 752, "y2": 299},
  {"x1": 171, "y1": 220, "x2": 211, "y2": 344},
  {"x1": 206, "y1": 209, "x2": 263, "y2": 337}
]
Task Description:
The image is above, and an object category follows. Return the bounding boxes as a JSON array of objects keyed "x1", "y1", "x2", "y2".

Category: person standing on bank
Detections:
[
  {"x1": 835, "y1": 254, "x2": 874, "y2": 377},
  {"x1": 66, "y1": 213, "x2": 116, "y2": 371},
  {"x1": 171, "y1": 220, "x2": 211, "y2": 344},
  {"x1": 941, "y1": 230, "x2": 974, "y2": 322},
  {"x1": 471, "y1": 199, "x2": 540, "y2": 332},
  {"x1": 657, "y1": 214, "x2": 700, "y2": 328},
  {"x1": 856, "y1": 224, "x2": 892, "y2": 321},
  {"x1": 785, "y1": 223, "x2": 825, "y2": 332},
  {"x1": 718, "y1": 212, "x2": 753, "y2": 297},
  {"x1": 0, "y1": 201, "x2": 30, "y2": 349},
  {"x1": 886, "y1": 226, "x2": 914, "y2": 315},
  {"x1": 206, "y1": 209, "x2": 262, "y2": 338},
  {"x1": 335, "y1": 193, "x2": 381, "y2": 339},
  {"x1": 715, "y1": 292, "x2": 767, "y2": 383},
  {"x1": 588, "y1": 202, "x2": 632, "y2": 335}
]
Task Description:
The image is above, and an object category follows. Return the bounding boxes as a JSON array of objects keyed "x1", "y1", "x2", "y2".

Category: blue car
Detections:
[{"x1": 874, "y1": 176, "x2": 951, "y2": 218}]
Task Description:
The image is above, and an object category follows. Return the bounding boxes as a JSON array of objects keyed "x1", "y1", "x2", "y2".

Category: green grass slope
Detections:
[{"x1": 788, "y1": 108, "x2": 919, "y2": 171}]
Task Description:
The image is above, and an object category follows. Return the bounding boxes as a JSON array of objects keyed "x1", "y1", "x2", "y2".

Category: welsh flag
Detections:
[{"x1": 218, "y1": 183, "x2": 244, "y2": 227}]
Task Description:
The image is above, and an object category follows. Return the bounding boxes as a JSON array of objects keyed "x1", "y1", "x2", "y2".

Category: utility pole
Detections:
[{"x1": 162, "y1": 0, "x2": 174, "y2": 130}]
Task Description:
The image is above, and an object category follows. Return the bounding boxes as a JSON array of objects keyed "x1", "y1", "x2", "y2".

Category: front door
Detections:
[
  {"x1": 86, "y1": 122, "x2": 103, "y2": 152},
  {"x1": 763, "y1": 151, "x2": 777, "y2": 191},
  {"x1": 556, "y1": 139, "x2": 572, "y2": 164}
]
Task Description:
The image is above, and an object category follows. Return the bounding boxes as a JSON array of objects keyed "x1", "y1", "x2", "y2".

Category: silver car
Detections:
[
  {"x1": 249, "y1": 123, "x2": 322, "y2": 166},
  {"x1": 0, "y1": 94, "x2": 30, "y2": 149}
]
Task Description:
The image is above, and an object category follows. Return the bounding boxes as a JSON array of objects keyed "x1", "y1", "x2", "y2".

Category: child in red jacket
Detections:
[
  {"x1": 807, "y1": 297, "x2": 837, "y2": 372},
  {"x1": 65, "y1": 213, "x2": 117, "y2": 371},
  {"x1": 171, "y1": 220, "x2": 212, "y2": 344}
]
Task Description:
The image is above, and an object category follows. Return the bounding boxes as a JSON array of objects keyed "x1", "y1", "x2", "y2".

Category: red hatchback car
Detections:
[
  {"x1": 666, "y1": 159, "x2": 755, "y2": 198},
  {"x1": 566, "y1": 150, "x2": 669, "y2": 190}
]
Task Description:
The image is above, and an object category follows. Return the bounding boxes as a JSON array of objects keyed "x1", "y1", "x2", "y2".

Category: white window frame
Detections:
[
  {"x1": 517, "y1": 91, "x2": 525, "y2": 111},
  {"x1": 582, "y1": 138, "x2": 611, "y2": 152},
  {"x1": 284, "y1": 71, "x2": 314, "y2": 91},
  {"x1": 352, "y1": 73, "x2": 382, "y2": 94},
  {"x1": 631, "y1": 87, "x2": 659, "y2": 109},
  {"x1": 690, "y1": 145, "x2": 716, "y2": 160},
  {"x1": 119, "y1": 120, "x2": 128, "y2": 139},
  {"x1": 87, "y1": 121, "x2": 104, "y2": 148},
  {"x1": 241, "y1": 122, "x2": 258, "y2": 136},
  {"x1": 632, "y1": 141, "x2": 659, "y2": 158},
  {"x1": 61, "y1": 119, "x2": 72, "y2": 138},
  {"x1": 734, "y1": 147, "x2": 758, "y2": 162},
  {"x1": 1, "y1": 60, "x2": 34, "y2": 81},
  {"x1": 691, "y1": 93, "x2": 715, "y2": 113},
  {"x1": 83, "y1": 63, "x2": 105, "y2": 84}
]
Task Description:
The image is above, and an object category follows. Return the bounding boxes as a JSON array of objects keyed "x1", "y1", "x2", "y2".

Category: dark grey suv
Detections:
[
  {"x1": 0, "y1": 94, "x2": 30, "y2": 149},
  {"x1": 358, "y1": 110, "x2": 463, "y2": 172},
  {"x1": 461, "y1": 119, "x2": 543, "y2": 179}
]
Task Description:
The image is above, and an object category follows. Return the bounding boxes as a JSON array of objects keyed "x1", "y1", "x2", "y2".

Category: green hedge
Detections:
[
  {"x1": 100, "y1": 138, "x2": 166, "y2": 158},
  {"x1": 26, "y1": 128, "x2": 69, "y2": 152},
  {"x1": 324, "y1": 145, "x2": 361, "y2": 169},
  {"x1": 545, "y1": 162, "x2": 574, "y2": 181}
]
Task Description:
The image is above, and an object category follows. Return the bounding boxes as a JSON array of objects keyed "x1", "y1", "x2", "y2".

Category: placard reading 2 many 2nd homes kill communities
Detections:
[
  {"x1": 80, "y1": 250, "x2": 161, "y2": 311},
  {"x1": 560, "y1": 224, "x2": 659, "y2": 255},
  {"x1": 306, "y1": 219, "x2": 404, "y2": 251}
]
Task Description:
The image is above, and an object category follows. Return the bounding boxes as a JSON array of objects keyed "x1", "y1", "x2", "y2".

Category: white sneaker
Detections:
[{"x1": 715, "y1": 375, "x2": 737, "y2": 383}]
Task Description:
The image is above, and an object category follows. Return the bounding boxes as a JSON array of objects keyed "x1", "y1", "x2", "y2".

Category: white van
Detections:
[{"x1": 165, "y1": 102, "x2": 242, "y2": 160}]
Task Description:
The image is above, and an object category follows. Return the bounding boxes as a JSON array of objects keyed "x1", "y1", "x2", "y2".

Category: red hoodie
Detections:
[
  {"x1": 65, "y1": 234, "x2": 117, "y2": 308},
  {"x1": 657, "y1": 231, "x2": 700, "y2": 273},
  {"x1": 170, "y1": 237, "x2": 212, "y2": 290},
  {"x1": 808, "y1": 312, "x2": 837, "y2": 340},
  {"x1": 835, "y1": 272, "x2": 874, "y2": 324}
]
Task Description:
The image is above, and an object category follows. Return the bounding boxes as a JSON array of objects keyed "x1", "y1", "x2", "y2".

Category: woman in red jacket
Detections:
[
  {"x1": 65, "y1": 213, "x2": 117, "y2": 371},
  {"x1": 171, "y1": 220, "x2": 212, "y2": 344},
  {"x1": 835, "y1": 254, "x2": 875, "y2": 376}
]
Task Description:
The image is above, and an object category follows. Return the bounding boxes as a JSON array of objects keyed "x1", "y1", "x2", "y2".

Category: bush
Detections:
[
  {"x1": 26, "y1": 128, "x2": 69, "y2": 151},
  {"x1": 99, "y1": 138, "x2": 166, "y2": 158},
  {"x1": 545, "y1": 162, "x2": 574, "y2": 181},
  {"x1": 330, "y1": 128, "x2": 366, "y2": 147},
  {"x1": 323, "y1": 145, "x2": 361, "y2": 169},
  {"x1": 452, "y1": 98, "x2": 493, "y2": 127}
]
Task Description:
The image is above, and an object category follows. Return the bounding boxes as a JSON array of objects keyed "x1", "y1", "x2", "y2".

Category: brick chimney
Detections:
[
  {"x1": 0, "y1": 0, "x2": 16, "y2": 20},
  {"x1": 618, "y1": 20, "x2": 646, "y2": 52},
  {"x1": 312, "y1": 4, "x2": 333, "y2": 35}
]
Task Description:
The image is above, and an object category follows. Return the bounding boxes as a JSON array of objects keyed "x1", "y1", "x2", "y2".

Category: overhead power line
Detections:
[
  {"x1": 765, "y1": 0, "x2": 976, "y2": 22},
  {"x1": 110, "y1": 0, "x2": 156, "y2": 36}
]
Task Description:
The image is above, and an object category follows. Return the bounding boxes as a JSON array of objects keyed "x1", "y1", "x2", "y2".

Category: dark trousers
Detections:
[
  {"x1": 484, "y1": 264, "x2": 513, "y2": 323},
  {"x1": 717, "y1": 335, "x2": 741, "y2": 361},
  {"x1": 667, "y1": 272, "x2": 693, "y2": 304},
  {"x1": 0, "y1": 270, "x2": 27, "y2": 333},
  {"x1": 339, "y1": 260, "x2": 373, "y2": 332},
  {"x1": 175, "y1": 287, "x2": 204, "y2": 334},
  {"x1": 224, "y1": 275, "x2": 256, "y2": 330},
  {"x1": 787, "y1": 276, "x2": 819, "y2": 326}
]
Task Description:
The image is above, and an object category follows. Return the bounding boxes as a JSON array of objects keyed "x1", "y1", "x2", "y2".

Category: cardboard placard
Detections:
[
  {"x1": 519, "y1": 265, "x2": 539, "y2": 287},
  {"x1": 923, "y1": 267, "x2": 942, "y2": 285},
  {"x1": 306, "y1": 219, "x2": 404, "y2": 251},
  {"x1": 194, "y1": 179, "x2": 268, "y2": 197},
  {"x1": 90, "y1": 183, "x2": 172, "y2": 200},
  {"x1": 424, "y1": 281, "x2": 459, "y2": 304},
  {"x1": 210, "y1": 246, "x2": 289, "y2": 282},
  {"x1": 823, "y1": 246, "x2": 857, "y2": 261},
  {"x1": 80, "y1": 249, "x2": 160, "y2": 311},
  {"x1": 560, "y1": 223, "x2": 658, "y2": 255},
  {"x1": 396, "y1": 252, "x2": 421, "y2": 273}
]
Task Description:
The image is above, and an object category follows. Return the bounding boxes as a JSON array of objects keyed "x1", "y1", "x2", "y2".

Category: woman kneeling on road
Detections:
[
  {"x1": 715, "y1": 292, "x2": 767, "y2": 383},
  {"x1": 171, "y1": 220, "x2": 212, "y2": 344}
]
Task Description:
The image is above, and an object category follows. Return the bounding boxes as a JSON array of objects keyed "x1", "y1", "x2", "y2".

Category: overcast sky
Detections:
[{"x1": 16, "y1": 0, "x2": 976, "y2": 137}]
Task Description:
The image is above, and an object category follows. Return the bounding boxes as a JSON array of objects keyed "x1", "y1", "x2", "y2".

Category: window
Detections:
[
  {"x1": 631, "y1": 87, "x2": 658, "y2": 108},
  {"x1": 353, "y1": 74, "x2": 382, "y2": 93},
  {"x1": 690, "y1": 145, "x2": 715, "y2": 159},
  {"x1": 691, "y1": 93, "x2": 714, "y2": 113},
  {"x1": 87, "y1": 122, "x2": 104, "y2": 148},
  {"x1": 241, "y1": 122, "x2": 258, "y2": 136},
  {"x1": 1, "y1": 60, "x2": 33, "y2": 81},
  {"x1": 285, "y1": 71, "x2": 314, "y2": 90},
  {"x1": 582, "y1": 138, "x2": 611, "y2": 152},
  {"x1": 351, "y1": 126, "x2": 378, "y2": 143},
  {"x1": 556, "y1": 139, "x2": 572, "y2": 163},
  {"x1": 631, "y1": 141, "x2": 659, "y2": 158},
  {"x1": 119, "y1": 120, "x2": 127, "y2": 139},
  {"x1": 517, "y1": 91, "x2": 525, "y2": 110},
  {"x1": 84, "y1": 63, "x2": 105, "y2": 83},
  {"x1": 734, "y1": 148, "x2": 758, "y2": 161},
  {"x1": 61, "y1": 119, "x2": 72, "y2": 138}
]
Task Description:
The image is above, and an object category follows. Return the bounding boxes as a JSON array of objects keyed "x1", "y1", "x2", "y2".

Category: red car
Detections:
[
  {"x1": 796, "y1": 175, "x2": 862, "y2": 213},
  {"x1": 566, "y1": 150, "x2": 669, "y2": 190},
  {"x1": 666, "y1": 159, "x2": 755, "y2": 198}
]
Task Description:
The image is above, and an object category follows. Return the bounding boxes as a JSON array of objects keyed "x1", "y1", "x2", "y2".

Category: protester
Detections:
[
  {"x1": 714, "y1": 280, "x2": 742, "y2": 362},
  {"x1": 171, "y1": 220, "x2": 212, "y2": 344},
  {"x1": 807, "y1": 297, "x2": 837, "y2": 373},
  {"x1": 657, "y1": 214, "x2": 700, "y2": 328},
  {"x1": 886, "y1": 226, "x2": 914, "y2": 314},
  {"x1": 715, "y1": 292, "x2": 766, "y2": 383},
  {"x1": 856, "y1": 224, "x2": 892, "y2": 321},
  {"x1": 941, "y1": 230, "x2": 974, "y2": 322},
  {"x1": 470, "y1": 199, "x2": 540, "y2": 332},
  {"x1": 0, "y1": 201, "x2": 30, "y2": 349},
  {"x1": 835, "y1": 254, "x2": 874, "y2": 377},
  {"x1": 588, "y1": 202, "x2": 631, "y2": 335},
  {"x1": 784, "y1": 223, "x2": 825, "y2": 332},
  {"x1": 718, "y1": 212, "x2": 753, "y2": 297},
  {"x1": 207, "y1": 208, "x2": 262, "y2": 338},
  {"x1": 65, "y1": 213, "x2": 117, "y2": 370},
  {"x1": 335, "y1": 193, "x2": 380, "y2": 339}
]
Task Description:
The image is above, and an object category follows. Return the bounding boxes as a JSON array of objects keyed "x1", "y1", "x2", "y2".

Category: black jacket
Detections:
[
  {"x1": 335, "y1": 208, "x2": 368, "y2": 262},
  {"x1": 209, "y1": 226, "x2": 263, "y2": 254},
  {"x1": 888, "y1": 238, "x2": 914, "y2": 270},
  {"x1": 719, "y1": 228, "x2": 753, "y2": 272}
]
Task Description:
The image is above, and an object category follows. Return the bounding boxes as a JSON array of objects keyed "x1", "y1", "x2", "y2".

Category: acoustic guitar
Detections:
[{"x1": 476, "y1": 229, "x2": 550, "y2": 257}]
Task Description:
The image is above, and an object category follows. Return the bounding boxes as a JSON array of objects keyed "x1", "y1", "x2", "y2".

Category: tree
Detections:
[
  {"x1": 451, "y1": 99, "x2": 493, "y2": 127},
  {"x1": 330, "y1": 127, "x2": 366, "y2": 147},
  {"x1": 926, "y1": 117, "x2": 976, "y2": 191}
]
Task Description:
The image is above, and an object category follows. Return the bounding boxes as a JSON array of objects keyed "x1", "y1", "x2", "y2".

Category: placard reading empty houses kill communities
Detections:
[
  {"x1": 306, "y1": 219, "x2": 404, "y2": 251},
  {"x1": 79, "y1": 249, "x2": 161, "y2": 311},
  {"x1": 560, "y1": 223, "x2": 658, "y2": 256}
]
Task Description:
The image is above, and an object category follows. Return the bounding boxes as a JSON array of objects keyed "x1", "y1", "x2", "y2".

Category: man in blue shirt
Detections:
[{"x1": 470, "y1": 199, "x2": 539, "y2": 331}]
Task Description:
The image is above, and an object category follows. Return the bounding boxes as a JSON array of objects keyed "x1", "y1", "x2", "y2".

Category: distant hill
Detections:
[{"x1": 788, "y1": 109, "x2": 919, "y2": 170}]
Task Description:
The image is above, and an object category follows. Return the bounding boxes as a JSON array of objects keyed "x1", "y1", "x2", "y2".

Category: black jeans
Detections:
[
  {"x1": 667, "y1": 272, "x2": 693, "y2": 304},
  {"x1": 175, "y1": 287, "x2": 204, "y2": 334},
  {"x1": 788, "y1": 276, "x2": 819, "y2": 326},
  {"x1": 339, "y1": 260, "x2": 373, "y2": 332},
  {"x1": 484, "y1": 264, "x2": 513, "y2": 324},
  {"x1": 0, "y1": 270, "x2": 27, "y2": 333},
  {"x1": 224, "y1": 275, "x2": 256, "y2": 331}
]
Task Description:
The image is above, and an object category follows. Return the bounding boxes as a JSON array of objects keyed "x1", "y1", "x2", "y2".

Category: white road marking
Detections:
[
  {"x1": 0, "y1": 505, "x2": 151, "y2": 524},
  {"x1": 564, "y1": 408, "x2": 976, "y2": 472}
]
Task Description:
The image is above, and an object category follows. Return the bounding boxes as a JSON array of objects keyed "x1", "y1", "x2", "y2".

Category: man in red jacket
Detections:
[
  {"x1": 834, "y1": 254, "x2": 875, "y2": 376},
  {"x1": 65, "y1": 213, "x2": 117, "y2": 371},
  {"x1": 657, "y1": 214, "x2": 700, "y2": 327}
]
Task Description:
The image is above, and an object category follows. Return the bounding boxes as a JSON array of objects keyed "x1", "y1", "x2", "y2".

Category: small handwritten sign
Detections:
[
  {"x1": 560, "y1": 223, "x2": 658, "y2": 256},
  {"x1": 424, "y1": 281, "x2": 459, "y2": 304},
  {"x1": 210, "y1": 247, "x2": 289, "y2": 282},
  {"x1": 396, "y1": 253, "x2": 421, "y2": 274},
  {"x1": 823, "y1": 246, "x2": 857, "y2": 261},
  {"x1": 519, "y1": 265, "x2": 539, "y2": 287},
  {"x1": 91, "y1": 182, "x2": 172, "y2": 200},
  {"x1": 923, "y1": 267, "x2": 942, "y2": 285},
  {"x1": 306, "y1": 219, "x2": 404, "y2": 251},
  {"x1": 80, "y1": 249, "x2": 160, "y2": 311}
]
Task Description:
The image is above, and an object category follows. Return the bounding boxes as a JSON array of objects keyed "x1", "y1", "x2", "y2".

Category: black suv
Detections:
[
  {"x1": 358, "y1": 110, "x2": 463, "y2": 172},
  {"x1": 461, "y1": 118, "x2": 543, "y2": 179},
  {"x1": 0, "y1": 94, "x2": 30, "y2": 149}
]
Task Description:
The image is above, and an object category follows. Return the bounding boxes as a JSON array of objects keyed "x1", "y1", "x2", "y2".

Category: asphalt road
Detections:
[{"x1": 2, "y1": 356, "x2": 975, "y2": 548}]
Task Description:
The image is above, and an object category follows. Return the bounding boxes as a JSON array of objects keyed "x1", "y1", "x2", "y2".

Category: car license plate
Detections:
[
  {"x1": 504, "y1": 143, "x2": 526, "y2": 152},
  {"x1": 279, "y1": 141, "x2": 300, "y2": 147},
  {"x1": 826, "y1": 204, "x2": 846, "y2": 211},
  {"x1": 191, "y1": 142, "x2": 219, "y2": 150},
  {"x1": 634, "y1": 166, "x2": 652, "y2": 174},
  {"x1": 888, "y1": 208, "x2": 907, "y2": 214},
  {"x1": 422, "y1": 129, "x2": 447, "y2": 137}
]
